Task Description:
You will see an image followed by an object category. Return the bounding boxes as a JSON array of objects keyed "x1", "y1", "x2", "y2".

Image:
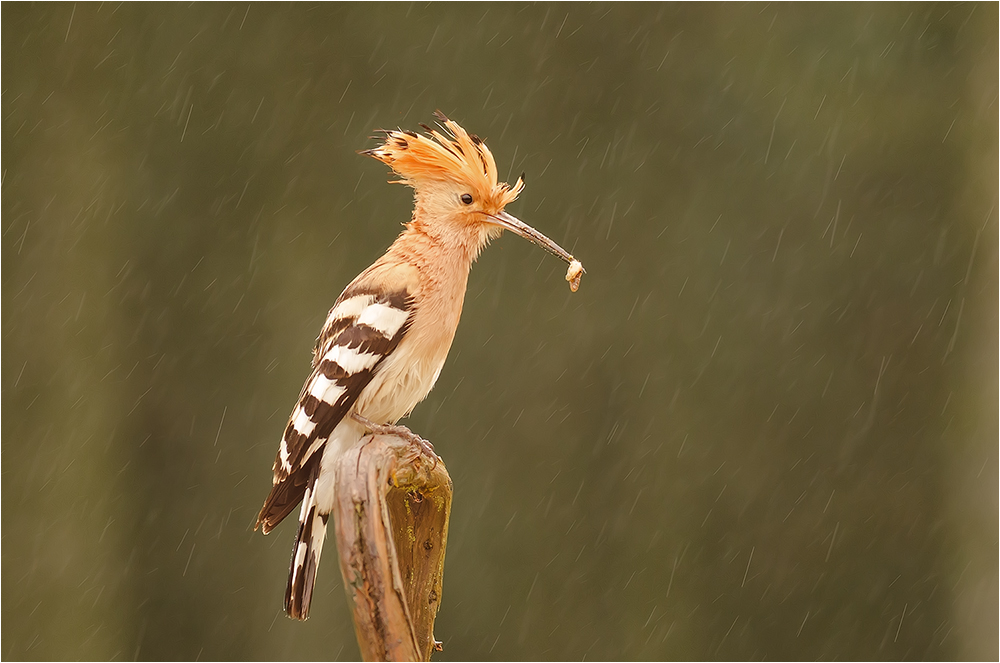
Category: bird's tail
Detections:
[{"x1": 284, "y1": 469, "x2": 328, "y2": 620}]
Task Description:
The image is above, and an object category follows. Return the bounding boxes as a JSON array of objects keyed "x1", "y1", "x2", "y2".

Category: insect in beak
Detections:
[{"x1": 487, "y1": 211, "x2": 585, "y2": 291}]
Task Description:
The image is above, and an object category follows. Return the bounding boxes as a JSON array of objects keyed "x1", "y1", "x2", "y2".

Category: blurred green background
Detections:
[{"x1": 3, "y1": 3, "x2": 996, "y2": 660}]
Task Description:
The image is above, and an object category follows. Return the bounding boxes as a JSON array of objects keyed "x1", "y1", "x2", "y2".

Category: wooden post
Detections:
[{"x1": 332, "y1": 434, "x2": 452, "y2": 662}]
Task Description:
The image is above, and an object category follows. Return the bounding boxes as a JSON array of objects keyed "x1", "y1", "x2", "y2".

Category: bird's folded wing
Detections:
[{"x1": 256, "y1": 270, "x2": 415, "y2": 532}]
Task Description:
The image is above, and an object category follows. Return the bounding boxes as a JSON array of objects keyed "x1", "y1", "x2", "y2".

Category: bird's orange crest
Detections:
[{"x1": 362, "y1": 111, "x2": 524, "y2": 211}]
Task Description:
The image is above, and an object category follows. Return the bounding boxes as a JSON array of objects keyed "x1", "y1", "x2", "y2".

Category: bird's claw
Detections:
[
  {"x1": 413, "y1": 435, "x2": 440, "y2": 469},
  {"x1": 397, "y1": 430, "x2": 440, "y2": 470},
  {"x1": 351, "y1": 412, "x2": 440, "y2": 468},
  {"x1": 398, "y1": 429, "x2": 439, "y2": 468}
]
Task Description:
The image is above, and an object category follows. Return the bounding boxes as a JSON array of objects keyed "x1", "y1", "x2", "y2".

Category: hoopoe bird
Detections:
[{"x1": 255, "y1": 112, "x2": 584, "y2": 620}]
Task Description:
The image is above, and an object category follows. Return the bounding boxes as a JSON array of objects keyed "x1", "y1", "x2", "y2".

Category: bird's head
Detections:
[{"x1": 363, "y1": 112, "x2": 578, "y2": 268}]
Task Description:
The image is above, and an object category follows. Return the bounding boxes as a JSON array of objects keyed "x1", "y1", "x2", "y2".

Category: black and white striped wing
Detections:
[{"x1": 255, "y1": 286, "x2": 413, "y2": 532}]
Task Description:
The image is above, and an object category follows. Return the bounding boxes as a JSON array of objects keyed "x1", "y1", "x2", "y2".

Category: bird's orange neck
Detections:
[{"x1": 399, "y1": 207, "x2": 495, "y2": 271}]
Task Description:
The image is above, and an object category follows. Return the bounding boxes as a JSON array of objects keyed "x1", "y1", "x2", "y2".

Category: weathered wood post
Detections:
[{"x1": 332, "y1": 434, "x2": 452, "y2": 661}]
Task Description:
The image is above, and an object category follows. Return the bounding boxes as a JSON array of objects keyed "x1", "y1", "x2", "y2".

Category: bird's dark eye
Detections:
[{"x1": 460, "y1": 193, "x2": 473, "y2": 205}]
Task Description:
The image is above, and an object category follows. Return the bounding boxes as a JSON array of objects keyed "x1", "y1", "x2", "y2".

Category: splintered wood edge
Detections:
[{"x1": 332, "y1": 435, "x2": 452, "y2": 662}]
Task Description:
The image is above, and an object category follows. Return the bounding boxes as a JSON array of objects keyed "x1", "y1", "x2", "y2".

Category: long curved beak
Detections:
[{"x1": 487, "y1": 211, "x2": 577, "y2": 265}]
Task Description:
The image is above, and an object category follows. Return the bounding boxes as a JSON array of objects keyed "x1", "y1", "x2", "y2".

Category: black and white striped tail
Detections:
[
  {"x1": 284, "y1": 474, "x2": 329, "y2": 620},
  {"x1": 258, "y1": 284, "x2": 414, "y2": 619}
]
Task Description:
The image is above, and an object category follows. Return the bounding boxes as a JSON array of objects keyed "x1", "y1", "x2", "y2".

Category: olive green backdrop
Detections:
[{"x1": 3, "y1": 3, "x2": 997, "y2": 660}]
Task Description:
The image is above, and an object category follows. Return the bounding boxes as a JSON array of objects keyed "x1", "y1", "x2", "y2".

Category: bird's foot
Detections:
[{"x1": 351, "y1": 413, "x2": 440, "y2": 467}]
